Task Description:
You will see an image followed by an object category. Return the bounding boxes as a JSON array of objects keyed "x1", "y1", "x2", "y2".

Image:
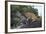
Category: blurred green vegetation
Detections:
[
  {"x1": 11, "y1": 5, "x2": 38, "y2": 16},
  {"x1": 11, "y1": 17, "x2": 20, "y2": 29}
]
